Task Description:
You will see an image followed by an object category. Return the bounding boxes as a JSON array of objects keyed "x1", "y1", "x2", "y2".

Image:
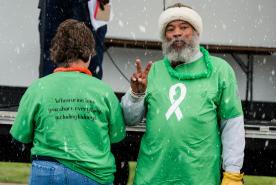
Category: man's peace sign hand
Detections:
[{"x1": 130, "y1": 59, "x2": 152, "y2": 94}]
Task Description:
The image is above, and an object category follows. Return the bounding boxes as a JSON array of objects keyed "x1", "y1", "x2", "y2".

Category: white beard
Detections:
[{"x1": 162, "y1": 32, "x2": 200, "y2": 63}]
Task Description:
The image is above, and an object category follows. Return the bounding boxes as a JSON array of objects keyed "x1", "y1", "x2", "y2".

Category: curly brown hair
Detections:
[{"x1": 50, "y1": 19, "x2": 96, "y2": 67}]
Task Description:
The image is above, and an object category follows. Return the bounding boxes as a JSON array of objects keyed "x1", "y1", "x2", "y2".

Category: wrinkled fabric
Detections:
[
  {"x1": 30, "y1": 160, "x2": 113, "y2": 185},
  {"x1": 11, "y1": 72, "x2": 125, "y2": 184},
  {"x1": 132, "y1": 55, "x2": 243, "y2": 185}
]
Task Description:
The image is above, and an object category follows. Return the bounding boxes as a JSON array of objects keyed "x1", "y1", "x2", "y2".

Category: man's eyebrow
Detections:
[{"x1": 180, "y1": 21, "x2": 190, "y2": 25}]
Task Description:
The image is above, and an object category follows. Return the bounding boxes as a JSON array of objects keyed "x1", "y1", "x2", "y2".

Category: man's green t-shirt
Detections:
[
  {"x1": 10, "y1": 72, "x2": 126, "y2": 184},
  {"x1": 134, "y1": 55, "x2": 243, "y2": 185}
]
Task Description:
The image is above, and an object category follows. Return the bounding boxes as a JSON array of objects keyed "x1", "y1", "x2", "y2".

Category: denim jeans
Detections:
[{"x1": 29, "y1": 160, "x2": 113, "y2": 185}]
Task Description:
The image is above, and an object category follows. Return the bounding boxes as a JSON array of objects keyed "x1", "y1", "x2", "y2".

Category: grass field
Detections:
[
  {"x1": 0, "y1": 162, "x2": 30, "y2": 184},
  {"x1": 0, "y1": 162, "x2": 276, "y2": 185}
]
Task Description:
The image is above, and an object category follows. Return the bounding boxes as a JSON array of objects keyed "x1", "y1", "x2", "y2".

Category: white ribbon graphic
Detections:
[{"x1": 165, "y1": 83, "x2": 187, "y2": 121}]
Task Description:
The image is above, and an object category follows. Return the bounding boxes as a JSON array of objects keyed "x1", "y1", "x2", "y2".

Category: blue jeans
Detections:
[{"x1": 29, "y1": 160, "x2": 113, "y2": 185}]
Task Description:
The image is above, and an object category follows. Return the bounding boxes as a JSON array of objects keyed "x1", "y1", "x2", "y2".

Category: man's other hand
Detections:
[{"x1": 221, "y1": 172, "x2": 244, "y2": 185}]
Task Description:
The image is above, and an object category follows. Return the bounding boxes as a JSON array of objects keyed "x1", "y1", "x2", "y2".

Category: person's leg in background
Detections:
[
  {"x1": 111, "y1": 141, "x2": 130, "y2": 185},
  {"x1": 38, "y1": 0, "x2": 66, "y2": 77},
  {"x1": 89, "y1": 25, "x2": 107, "y2": 79}
]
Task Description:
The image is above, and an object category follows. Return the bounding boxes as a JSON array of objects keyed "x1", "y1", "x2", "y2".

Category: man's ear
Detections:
[{"x1": 191, "y1": 28, "x2": 199, "y2": 37}]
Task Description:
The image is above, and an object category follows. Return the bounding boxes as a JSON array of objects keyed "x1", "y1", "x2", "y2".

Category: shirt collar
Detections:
[{"x1": 186, "y1": 50, "x2": 203, "y2": 64}]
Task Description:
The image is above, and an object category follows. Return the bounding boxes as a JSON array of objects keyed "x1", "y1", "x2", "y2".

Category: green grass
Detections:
[
  {"x1": 127, "y1": 161, "x2": 137, "y2": 185},
  {"x1": 127, "y1": 161, "x2": 276, "y2": 185},
  {"x1": 0, "y1": 162, "x2": 276, "y2": 185},
  {"x1": 244, "y1": 176, "x2": 276, "y2": 185},
  {"x1": 0, "y1": 162, "x2": 31, "y2": 184}
]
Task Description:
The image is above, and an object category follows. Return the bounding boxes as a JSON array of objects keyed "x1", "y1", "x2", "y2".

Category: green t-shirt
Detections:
[
  {"x1": 134, "y1": 55, "x2": 243, "y2": 185},
  {"x1": 10, "y1": 72, "x2": 126, "y2": 184}
]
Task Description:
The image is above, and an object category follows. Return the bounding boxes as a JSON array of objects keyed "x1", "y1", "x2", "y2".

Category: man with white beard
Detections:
[{"x1": 121, "y1": 3, "x2": 245, "y2": 185}]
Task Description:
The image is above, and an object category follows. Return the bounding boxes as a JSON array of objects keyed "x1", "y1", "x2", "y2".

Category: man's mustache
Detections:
[{"x1": 168, "y1": 38, "x2": 188, "y2": 48}]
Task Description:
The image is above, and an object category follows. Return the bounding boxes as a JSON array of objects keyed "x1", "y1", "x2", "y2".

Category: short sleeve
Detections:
[
  {"x1": 107, "y1": 91, "x2": 126, "y2": 143},
  {"x1": 218, "y1": 65, "x2": 243, "y2": 120},
  {"x1": 10, "y1": 87, "x2": 39, "y2": 143}
]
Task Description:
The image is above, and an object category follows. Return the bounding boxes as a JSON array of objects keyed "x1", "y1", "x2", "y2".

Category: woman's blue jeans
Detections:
[{"x1": 29, "y1": 160, "x2": 113, "y2": 185}]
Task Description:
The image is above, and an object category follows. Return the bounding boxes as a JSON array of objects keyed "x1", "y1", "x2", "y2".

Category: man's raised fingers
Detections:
[
  {"x1": 144, "y1": 61, "x2": 152, "y2": 75},
  {"x1": 135, "y1": 59, "x2": 142, "y2": 73},
  {"x1": 131, "y1": 73, "x2": 138, "y2": 82}
]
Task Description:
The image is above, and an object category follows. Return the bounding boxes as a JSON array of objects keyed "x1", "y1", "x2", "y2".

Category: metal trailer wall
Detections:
[
  {"x1": 102, "y1": 47, "x2": 276, "y2": 102},
  {"x1": 0, "y1": 0, "x2": 276, "y2": 98}
]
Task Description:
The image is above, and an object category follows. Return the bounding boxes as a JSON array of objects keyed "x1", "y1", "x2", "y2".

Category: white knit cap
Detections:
[{"x1": 158, "y1": 5, "x2": 203, "y2": 40}]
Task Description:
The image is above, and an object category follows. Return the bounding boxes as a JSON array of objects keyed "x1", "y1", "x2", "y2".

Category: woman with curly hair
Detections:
[{"x1": 10, "y1": 19, "x2": 125, "y2": 185}]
